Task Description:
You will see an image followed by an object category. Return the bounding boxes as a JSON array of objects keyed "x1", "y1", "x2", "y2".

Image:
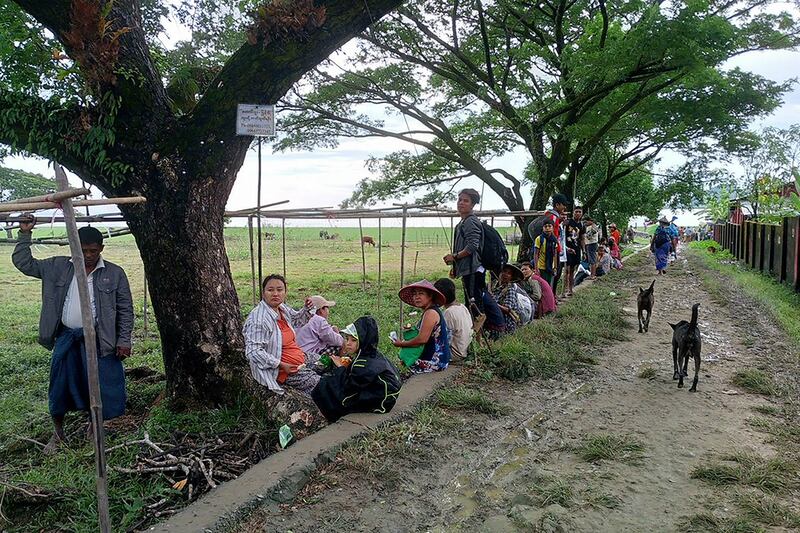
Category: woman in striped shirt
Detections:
[{"x1": 243, "y1": 274, "x2": 321, "y2": 395}]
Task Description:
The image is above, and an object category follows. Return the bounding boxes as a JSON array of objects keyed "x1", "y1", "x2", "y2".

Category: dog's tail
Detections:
[
  {"x1": 648, "y1": 279, "x2": 655, "y2": 291},
  {"x1": 690, "y1": 303, "x2": 700, "y2": 328}
]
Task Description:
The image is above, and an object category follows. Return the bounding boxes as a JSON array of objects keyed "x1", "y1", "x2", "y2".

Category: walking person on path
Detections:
[
  {"x1": 652, "y1": 216, "x2": 673, "y2": 275},
  {"x1": 12, "y1": 215, "x2": 133, "y2": 454}
]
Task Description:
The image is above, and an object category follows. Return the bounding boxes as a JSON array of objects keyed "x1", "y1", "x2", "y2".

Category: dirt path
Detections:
[{"x1": 240, "y1": 248, "x2": 794, "y2": 533}]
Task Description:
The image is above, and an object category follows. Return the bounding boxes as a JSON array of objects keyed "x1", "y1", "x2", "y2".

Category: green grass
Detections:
[
  {"x1": 737, "y1": 491, "x2": 800, "y2": 527},
  {"x1": 681, "y1": 513, "x2": 764, "y2": 533},
  {"x1": 576, "y1": 434, "x2": 645, "y2": 464},
  {"x1": 531, "y1": 475, "x2": 574, "y2": 507},
  {"x1": 487, "y1": 278, "x2": 627, "y2": 381},
  {"x1": 690, "y1": 452, "x2": 799, "y2": 494},
  {"x1": 732, "y1": 369, "x2": 778, "y2": 396},
  {"x1": 688, "y1": 240, "x2": 800, "y2": 345},
  {"x1": 436, "y1": 386, "x2": 506, "y2": 415},
  {"x1": 750, "y1": 405, "x2": 781, "y2": 417},
  {"x1": 638, "y1": 366, "x2": 657, "y2": 380}
]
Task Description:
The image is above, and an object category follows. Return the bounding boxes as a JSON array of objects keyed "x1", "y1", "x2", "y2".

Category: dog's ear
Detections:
[
  {"x1": 668, "y1": 323, "x2": 677, "y2": 330},
  {"x1": 639, "y1": 287, "x2": 644, "y2": 294}
]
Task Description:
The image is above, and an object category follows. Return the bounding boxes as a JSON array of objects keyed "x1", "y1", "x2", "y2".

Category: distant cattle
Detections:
[
  {"x1": 361, "y1": 236, "x2": 376, "y2": 247},
  {"x1": 329, "y1": 233, "x2": 339, "y2": 240},
  {"x1": 319, "y1": 230, "x2": 330, "y2": 240},
  {"x1": 264, "y1": 232, "x2": 276, "y2": 240}
]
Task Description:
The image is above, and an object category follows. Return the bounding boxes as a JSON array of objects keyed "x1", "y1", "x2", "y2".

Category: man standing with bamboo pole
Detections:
[{"x1": 12, "y1": 213, "x2": 134, "y2": 455}]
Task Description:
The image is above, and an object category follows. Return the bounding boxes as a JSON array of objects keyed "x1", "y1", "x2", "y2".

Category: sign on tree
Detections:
[{"x1": 236, "y1": 104, "x2": 276, "y2": 137}]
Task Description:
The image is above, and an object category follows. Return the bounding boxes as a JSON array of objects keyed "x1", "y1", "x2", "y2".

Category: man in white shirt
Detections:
[{"x1": 13, "y1": 220, "x2": 133, "y2": 453}]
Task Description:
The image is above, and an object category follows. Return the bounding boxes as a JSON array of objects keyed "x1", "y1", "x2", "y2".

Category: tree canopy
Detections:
[
  {"x1": 0, "y1": 0, "x2": 405, "y2": 409},
  {"x1": 0, "y1": 166, "x2": 56, "y2": 202},
  {"x1": 276, "y1": 0, "x2": 798, "y2": 219}
]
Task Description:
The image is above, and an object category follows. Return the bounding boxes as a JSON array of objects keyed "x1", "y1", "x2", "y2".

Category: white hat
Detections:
[{"x1": 310, "y1": 295, "x2": 336, "y2": 309}]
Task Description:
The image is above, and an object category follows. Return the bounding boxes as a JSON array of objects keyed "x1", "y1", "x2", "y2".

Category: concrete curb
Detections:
[{"x1": 150, "y1": 368, "x2": 459, "y2": 532}]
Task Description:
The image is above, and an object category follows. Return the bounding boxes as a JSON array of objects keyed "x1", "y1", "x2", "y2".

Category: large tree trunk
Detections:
[{"x1": 122, "y1": 171, "x2": 248, "y2": 409}]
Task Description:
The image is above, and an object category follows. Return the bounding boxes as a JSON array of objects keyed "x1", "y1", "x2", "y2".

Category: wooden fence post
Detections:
[
  {"x1": 54, "y1": 163, "x2": 111, "y2": 533},
  {"x1": 358, "y1": 218, "x2": 367, "y2": 291}
]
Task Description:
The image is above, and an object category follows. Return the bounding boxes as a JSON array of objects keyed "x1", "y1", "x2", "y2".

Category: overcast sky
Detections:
[{"x1": 5, "y1": 16, "x2": 799, "y2": 227}]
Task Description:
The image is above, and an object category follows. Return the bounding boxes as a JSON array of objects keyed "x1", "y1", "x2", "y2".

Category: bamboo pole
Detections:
[
  {"x1": 0, "y1": 237, "x2": 69, "y2": 245},
  {"x1": 281, "y1": 218, "x2": 287, "y2": 278},
  {"x1": 0, "y1": 196, "x2": 146, "y2": 213},
  {"x1": 358, "y1": 218, "x2": 367, "y2": 291},
  {"x1": 0, "y1": 215, "x2": 126, "y2": 223},
  {"x1": 413, "y1": 250, "x2": 419, "y2": 277},
  {"x1": 248, "y1": 216, "x2": 257, "y2": 305},
  {"x1": 53, "y1": 163, "x2": 111, "y2": 533},
  {"x1": 377, "y1": 218, "x2": 383, "y2": 311},
  {"x1": 4, "y1": 187, "x2": 89, "y2": 204},
  {"x1": 257, "y1": 140, "x2": 263, "y2": 287},
  {"x1": 142, "y1": 271, "x2": 149, "y2": 338},
  {"x1": 225, "y1": 199, "x2": 290, "y2": 216},
  {"x1": 399, "y1": 205, "x2": 408, "y2": 328}
]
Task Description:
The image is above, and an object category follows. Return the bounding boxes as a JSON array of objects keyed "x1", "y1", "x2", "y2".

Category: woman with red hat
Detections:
[{"x1": 392, "y1": 280, "x2": 452, "y2": 373}]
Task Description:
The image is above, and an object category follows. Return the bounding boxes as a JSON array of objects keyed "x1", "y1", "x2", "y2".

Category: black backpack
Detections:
[
  {"x1": 479, "y1": 220, "x2": 509, "y2": 273},
  {"x1": 527, "y1": 215, "x2": 550, "y2": 243},
  {"x1": 653, "y1": 227, "x2": 670, "y2": 248}
]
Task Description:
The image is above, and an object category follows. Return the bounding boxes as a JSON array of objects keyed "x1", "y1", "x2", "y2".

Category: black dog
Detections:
[
  {"x1": 637, "y1": 280, "x2": 655, "y2": 333},
  {"x1": 670, "y1": 303, "x2": 702, "y2": 392}
]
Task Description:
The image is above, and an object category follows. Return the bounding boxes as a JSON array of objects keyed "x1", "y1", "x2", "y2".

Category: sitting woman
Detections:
[
  {"x1": 312, "y1": 316, "x2": 402, "y2": 422},
  {"x1": 519, "y1": 262, "x2": 542, "y2": 314},
  {"x1": 392, "y1": 280, "x2": 451, "y2": 373},
  {"x1": 491, "y1": 264, "x2": 529, "y2": 333},
  {"x1": 242, "y1": 274, "x2": 321, "y2": 396}
]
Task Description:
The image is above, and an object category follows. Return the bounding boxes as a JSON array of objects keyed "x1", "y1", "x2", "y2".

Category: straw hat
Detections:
[
  {"x1": 501, "y1": 263, "x2": 525, "y2": 282},
  {"x1": 310, "y1": 295, "x2": 336, "y2": 309},
  {"x1": 658, "y1": 216, "x2": 669, "y2": 224},
  {"x1": 398, "y1": 280, "x2": 446, "y2": 307}
]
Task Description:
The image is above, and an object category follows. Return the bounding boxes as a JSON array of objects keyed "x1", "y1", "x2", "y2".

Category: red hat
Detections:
[{"x1": 398, "y1": 279, "x2": 446, "y2": 307}]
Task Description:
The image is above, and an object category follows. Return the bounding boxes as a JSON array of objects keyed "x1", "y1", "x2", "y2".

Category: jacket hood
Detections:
[{"x1": 353, "y1": 316, "x2": 379, "y2": 356}]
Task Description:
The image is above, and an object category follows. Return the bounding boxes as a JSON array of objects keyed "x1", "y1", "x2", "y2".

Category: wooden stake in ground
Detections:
[
  {"x1": 281, "y1": 218, "x2": 287, "y2": 278},
  {"x1": 53, "y1": 163, "x2": 111, "y2": 533},
  {"x1": 248, "y1": 216, "x2": 257, "y2": 305},
  {"x1": 413, "y1": 250, "x2": 420, "y2": 277},
  {"x1": 142, "y1": 271, "x2": 149, "y2": 338},
  {"x1": 257, "y1": 139, "x2": 263, "y2": 286},
  {"x1": 377, "y1": 218, "x2": 383, "y2": 312},
  {"x1": 359, "y1": 218, "x2": 367, "y2": 291},
  {"x1": 399, "y1": 204, "x2": 408, "y2": 328}
]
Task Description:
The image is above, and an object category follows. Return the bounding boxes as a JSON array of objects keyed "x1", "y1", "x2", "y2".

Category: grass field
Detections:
[{"x1": 0, "y1": 225, "x2": 626, "y2": 531}]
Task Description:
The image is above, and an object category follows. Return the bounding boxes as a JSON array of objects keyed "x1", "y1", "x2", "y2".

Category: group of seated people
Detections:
[
  {"x1": 242, "y1": 274, "x2": 476, "y2": 422},
  {"x1": 242, "y1": 231, "x2": 625, "y2": 423}
]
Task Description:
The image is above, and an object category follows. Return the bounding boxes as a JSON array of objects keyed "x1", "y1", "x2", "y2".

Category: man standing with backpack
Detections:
[{"x1": 443, "y1": 189, "x2": 508, "y2": 327}]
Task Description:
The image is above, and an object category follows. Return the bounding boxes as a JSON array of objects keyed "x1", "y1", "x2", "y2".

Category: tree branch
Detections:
[{"x1": 182, "y1": 0, "x2": 405, "y2": 177}]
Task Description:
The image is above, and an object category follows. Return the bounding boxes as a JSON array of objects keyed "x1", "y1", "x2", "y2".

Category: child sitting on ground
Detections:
[{"x1": 312, "y1": 316, "x2": 402, "y2": 422}]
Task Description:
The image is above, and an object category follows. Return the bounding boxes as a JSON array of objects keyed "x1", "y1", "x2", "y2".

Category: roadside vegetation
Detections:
[{"x1": 686, "y1": 242, "x2": 800, "y2": 533}]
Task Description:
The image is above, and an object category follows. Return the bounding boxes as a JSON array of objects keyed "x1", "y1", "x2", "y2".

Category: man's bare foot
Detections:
[{"x1": 43, "y1": 432, "x2": 64, "y2": 455}]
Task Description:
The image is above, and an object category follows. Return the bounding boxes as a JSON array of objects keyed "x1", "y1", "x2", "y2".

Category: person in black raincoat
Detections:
[{"x1": 312, "y1": 316, "x2": 402, "y2": 422}]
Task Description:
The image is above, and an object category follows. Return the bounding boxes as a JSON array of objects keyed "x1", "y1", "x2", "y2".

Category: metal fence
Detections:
[{"x1": 712, "y1": 217, "x2": 800, "y2": 292}]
